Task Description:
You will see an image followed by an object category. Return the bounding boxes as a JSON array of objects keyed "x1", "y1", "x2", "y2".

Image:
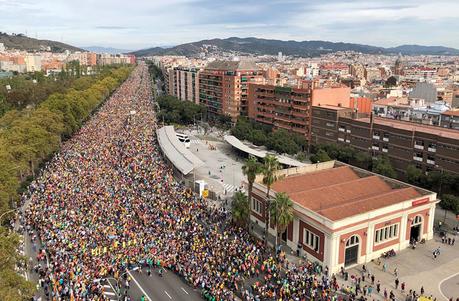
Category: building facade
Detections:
[
  {"x1": 249, "y1": 162, "x2": 437, "y2": 273},
  {"x1": 311, "y1": 113, "x2": 459, "y2": 174},
  {"x1": 247, "y1": 84, "x2": 312, "y2": 138},
  {"x1": 199, "y1": 60, "x2": 264, "y2": 121},
  {"x1": 171, "y1": 67, "x2": 200, "y2": 104}
]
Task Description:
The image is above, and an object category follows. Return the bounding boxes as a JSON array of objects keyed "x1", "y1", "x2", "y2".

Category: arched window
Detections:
[
  {"x1": 346, "y1": 235, "x2": 359, "y2": 247},
  {"x1": 411, "y1": 215, "x2": 422, "y2": 226}
]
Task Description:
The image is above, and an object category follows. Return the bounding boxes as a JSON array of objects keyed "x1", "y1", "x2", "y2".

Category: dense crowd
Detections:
[{"x1": 23, "y1": 63, "x2": 354, "y2": 301}]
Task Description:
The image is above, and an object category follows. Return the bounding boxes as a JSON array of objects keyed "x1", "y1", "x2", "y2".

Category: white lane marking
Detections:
[
  {"x1": 103, "y1": 284, "x2": 111, "y2": 288},
  {"x1": 164, "y1": 290, "x2": 172, "y2": 299},
  {"x1": 181, "y1": 287, "x2": 189, "y2": 295},
  {"x1": 438, "y1": 271, "x2": 459, "y2": 301},
  {"x1": 104, "y1": 292, "x2": 115, "y2": 296},
  {"x1": 127, "y1": 270, "x2": 152, "y2": 301}
]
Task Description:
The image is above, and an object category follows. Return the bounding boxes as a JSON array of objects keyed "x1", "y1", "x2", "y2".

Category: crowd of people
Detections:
[{"x1": 22, "y1": 63, "x2": 432, "y2": 301}]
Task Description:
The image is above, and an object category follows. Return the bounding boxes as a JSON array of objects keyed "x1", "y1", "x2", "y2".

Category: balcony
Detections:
[
  {"x1": 345, "y1": 139, "x2": 350, "y2": 143},
  {"x1": 428, "y1": 147, "x2": 437, "y2": 153},
  {"x1": 427, "y1": 159, "x2": 436, "y2": 165},
  {"x1": 339, "y1": 128, "x2": 345, "y2": 132},
  {"x1": 414, "y1": 144, "x2": 424, "y2": 150},
  {"x1": 338, "y1": 137, "x2": 345, "y2": 142},
  {"x1": 372, "y1": 146, "x2": 379, "y2": 151},
  {"x1": 383, "y1": 137, "x2": 389, "y2": 142},
  {"x1": 382, "y1": 148, "x2": 388, "y2": 153},
  {"x1": 346, "y1": 129, "x2": 351, "y2": 133},
  {"x1": 413, "y1": 156, "x2": 423, "y2": 162},
  {"x1": 373, "y1": 135, "x2": 380, "y2": 140}
]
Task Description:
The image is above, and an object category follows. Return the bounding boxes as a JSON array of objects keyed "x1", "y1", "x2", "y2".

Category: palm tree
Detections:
[
  {"x1": 270, "y1": 192, "x2": 294, "y2": 251},
  {"x1": 242, "y1": 155, "x2": 262, "y2": 232},
  {"x1": 262, "y1": 154, "x2": 280, "y2": 247},
  {"x1": 231, "y1": 191, "x2": 250, "y2": 228}
]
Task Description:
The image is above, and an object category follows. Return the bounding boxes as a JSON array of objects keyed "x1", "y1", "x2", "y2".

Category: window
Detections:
[
  {"x1": 252, "y1": 198, "x2": 262, "y2": 215},
  {"x1": 411, "y1": 215, "x2": 422, "y2": 226},
  {"x1": 375, "y1": 224, "x2": 399, "y2": 244},
  {"x1": 303, "y1": 229, "x2": 320, "y2": 252},
  {"x1": 346, "y1": 235, "x2": 359, "y2": 247}
]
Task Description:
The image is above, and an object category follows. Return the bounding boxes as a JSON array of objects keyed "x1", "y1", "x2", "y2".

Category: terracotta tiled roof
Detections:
[
  {"x1": 319, "y1": 188, "x2": 420, "y2": 220},
  {"x1": 271, "y1": 166, "x2": 422, "y2": 221},
  {"x1": 272, "y1": 166, "x2": 359, "y2": 194}
]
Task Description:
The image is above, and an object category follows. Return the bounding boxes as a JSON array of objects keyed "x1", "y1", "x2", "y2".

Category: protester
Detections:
[{"x1": 22, "y1": 64, "x2": 367, "y2": 301}]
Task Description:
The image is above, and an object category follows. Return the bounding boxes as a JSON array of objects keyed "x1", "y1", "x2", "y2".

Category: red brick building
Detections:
[{"x1": 250, "y1": 162, "x2": 437, "y2": 272}]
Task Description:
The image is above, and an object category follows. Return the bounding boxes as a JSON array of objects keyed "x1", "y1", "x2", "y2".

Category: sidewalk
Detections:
[{"x1": 345, "y1": 233, "x2": 459, "y2": 300}]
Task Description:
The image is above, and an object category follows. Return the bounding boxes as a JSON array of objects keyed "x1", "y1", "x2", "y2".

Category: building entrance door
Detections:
[
  {"x1": 345, "y1": 235, "x2": 360, "y2": 267},
  {"x1": 410, "y1": 215, "x2": 423, "y2": 242}
]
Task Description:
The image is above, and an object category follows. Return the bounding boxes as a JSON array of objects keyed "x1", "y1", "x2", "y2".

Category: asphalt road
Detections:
[
  {"x1": 440, "y1": 273, "x2": 459, "y2": 300},
  {"x1": 111, "y1": 268, "x2": 204, "y2": 301}
]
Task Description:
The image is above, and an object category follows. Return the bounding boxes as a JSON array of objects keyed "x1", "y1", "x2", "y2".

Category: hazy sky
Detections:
[{"x1": 1, "y1": 0, "x2": 459, "y2": 50}]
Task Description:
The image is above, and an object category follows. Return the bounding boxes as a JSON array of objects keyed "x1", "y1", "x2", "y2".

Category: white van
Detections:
[{"x1": 176, "y1": 133, "x2": 191, "y2": 148}]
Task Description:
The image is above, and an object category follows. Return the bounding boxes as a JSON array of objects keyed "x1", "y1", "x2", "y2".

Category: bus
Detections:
[{"x1": 176, "y1": 133, "x2": 191, "y2": 148}]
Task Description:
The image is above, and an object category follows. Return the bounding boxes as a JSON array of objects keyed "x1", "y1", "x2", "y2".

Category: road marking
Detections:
[
  {"x1": 181, "y1": 287, "x2": 189, "y2": 295},
  {"x1": 164, "y1": 290, "x2": 172, "y2": 299},
  {"x1": 103, "y1": 284, "x2": 111, "y2": 288},
  {"x1": 127, "y1": 270, "x2": 152, "y2": 301},
  {"x1": 104, "y1": 292, "x2": 115, "y2": 296},
  {"x1": 438, "y1": 271, "x2": 459, "y2": 301}
]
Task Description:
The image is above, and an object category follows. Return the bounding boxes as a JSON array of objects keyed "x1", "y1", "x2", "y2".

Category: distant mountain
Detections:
[
  {"x1": 83, "y1": 46, "x2": 133, "y2": 54},
  {"x1": 132, "y1": 37, "x2": 459, "y2": 57},
  {"x1": 0, "y1": 32, "x2": 82, "y2": 52},
  {"x1": 386, "y1": 45, "x2": 459, "y2": 55}
]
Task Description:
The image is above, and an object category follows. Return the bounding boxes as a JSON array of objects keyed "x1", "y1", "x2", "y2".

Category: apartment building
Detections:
[
  {"x1": 247, "y1": 84, "x2": 312, "y2": 138},
  {"x1": 169, "y1": 67, "x2": 200, "y2": 104},
  {"x1": 199, "y1": 60, "x2": 264, "y2": 121},
  {"x1": 440, "y1": 110, "x2": 459, "y2": 130},
  {"x1": 311, "y1": 113, "x2": 459, "y2": 174},
  {"x1": 250, "y1": 162, "x2": 436, "y2": 273},
  {"x1": 310, "y1": 105, "x2": 355, "y2": 145}
]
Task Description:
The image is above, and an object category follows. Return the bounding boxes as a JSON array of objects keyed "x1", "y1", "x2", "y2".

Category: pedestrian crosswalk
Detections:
[
  {"x1": 102, "y1": 282, "x2": 118, "y2": 301},
  {"x1": 190, "y1": 139, "x2": 200, "y2": 144},
  {"x1": 223, "y1": 183, "x2": 246, "y2": 194}
]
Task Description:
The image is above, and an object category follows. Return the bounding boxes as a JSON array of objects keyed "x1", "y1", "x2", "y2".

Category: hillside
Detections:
[
  {"x1": 83, "y1": 46, "x2": 133, "y2": 54},
  {"x1": 0, "y1": 32, "x2": 82, "y2": 52},
  {"x1": 132, "y1": 37, "x2": 459, "y2": 57}
]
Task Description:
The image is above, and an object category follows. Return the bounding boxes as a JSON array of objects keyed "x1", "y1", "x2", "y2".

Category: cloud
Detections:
[
  {"x1": 0, "y1": 0, "x2": 458, "y2": 49},
  {"x1": 94, "y1": 26, "x2": 135, "y2": 30}
]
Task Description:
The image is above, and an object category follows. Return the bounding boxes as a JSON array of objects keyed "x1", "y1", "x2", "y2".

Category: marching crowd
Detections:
[{"x1": 22, "y1": 63, "x2": 428, "y2": 301}]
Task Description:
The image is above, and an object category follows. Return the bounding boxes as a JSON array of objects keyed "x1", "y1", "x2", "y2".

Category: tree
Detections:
[
  {"x1": 262, "y1": 154, "x2": 280, "y2": 248},
  {"x1": 231, "y1": 191, "x2": 250, "y2": 228},
  {"x1": 0, "y1": 227, "x2": 36, "y2": 300},
  {"x1": 439, "y1": 194, "x2": 459, "y2": 214},
  {"x1": 354, "y1": 151, "x2": 372, "y2": 169},
  {"x1": 242, "y1": 155, "x2": 262, "y2": 232},
  {"x1": 372, "y1": 156, "x2": 397, "y2": 178},
  {"x1": 385, "y1": 76, "x2": 398, "y2": 88},
  {"x1": 406, "y1": 165, "x2": 424, "y2": 185},
  {"x1": 269, "y1": 192, "x2": 294, "y2": 251},
  {"x1": 310, "y1": 149, "x2": 331, "y2": 163}
]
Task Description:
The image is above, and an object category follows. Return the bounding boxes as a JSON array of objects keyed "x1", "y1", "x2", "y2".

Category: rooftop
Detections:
[
  {"x1": 271, "y1": 165, "x2": 425, "y2": 221},
  {"x1": 355, "y1": 116, "x2": 459, "y2": 140},
  {"x1": 442, "y1": 110, "x2": 459, "y2": 117},
  {"x1": 313, "y1": 104, "x2": 352, "y2": 111}
]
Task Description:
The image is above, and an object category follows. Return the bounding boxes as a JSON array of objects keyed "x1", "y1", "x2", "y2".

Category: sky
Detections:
[{"x1": 1, "y1": 0, "x2": 459, "y2": 51}]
